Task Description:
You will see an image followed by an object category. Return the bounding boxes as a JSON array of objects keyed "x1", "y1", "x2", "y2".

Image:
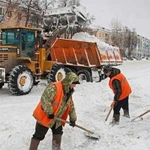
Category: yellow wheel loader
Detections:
[{"x1": 0, "y1": 26, "x2": 58, "y2": 95}]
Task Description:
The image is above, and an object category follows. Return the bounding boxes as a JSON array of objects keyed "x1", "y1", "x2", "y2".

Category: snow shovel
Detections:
[
  {"x1": 131, "y1": 109, "x2": 150, "y2": 122},
  {"x1": 55, "y1": 117, "x2": 100, "y2": 140},
  {"x1": 105, "y1": 106, "x2": 113, "y2": 121}
]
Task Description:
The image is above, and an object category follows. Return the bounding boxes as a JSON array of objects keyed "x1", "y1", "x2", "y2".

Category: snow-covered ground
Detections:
[{"x1": 0, "y1": 60, "x2": 150, "y2": 150}]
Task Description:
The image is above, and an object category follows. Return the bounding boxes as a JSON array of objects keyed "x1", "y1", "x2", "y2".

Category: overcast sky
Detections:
[{"x1": 81, "y1": 0, "x2": 150, "y2": 39}]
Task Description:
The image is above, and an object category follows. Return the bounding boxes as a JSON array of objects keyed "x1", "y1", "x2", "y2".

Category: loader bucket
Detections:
[
  {"x1": 43, "y1": 6, "x2": 87, "y2": 29},
  {"x1": 50, "y1": 39, "x2": 101, "y2": 67}
]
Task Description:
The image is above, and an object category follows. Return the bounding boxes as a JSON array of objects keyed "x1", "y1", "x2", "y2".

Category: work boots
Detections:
[
  {"x1": 29, "y1": 138, "x2": 40, "y2": 150},
  {"x1": 123, "y1": 110, "x2": 130, "y2": 118},
  {"x1": 52, "y1": 134, "x2": 62, "y2": 150},
  {"x1": 110, "y1": 114, "x2": 120, "y2": 125}
]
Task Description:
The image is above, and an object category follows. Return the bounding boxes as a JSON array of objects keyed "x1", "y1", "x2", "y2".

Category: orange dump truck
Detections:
[{"x1": 48, "y1": 38, "x2": 122, "y2": 82}]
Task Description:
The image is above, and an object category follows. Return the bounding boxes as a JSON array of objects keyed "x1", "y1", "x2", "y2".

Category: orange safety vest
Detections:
[
  {"x1": 109, "y1": 73, "x2": 132, "y2": 100},
  {"x1": 33, "y1": 82, "x2": 71, "y2": 127}
]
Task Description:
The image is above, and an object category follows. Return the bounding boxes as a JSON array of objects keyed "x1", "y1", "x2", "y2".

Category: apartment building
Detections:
[
  {"x1": 94, "y1": 26, "x2": 112, "y2": 45},
  {"x1": 135, "y1": 35, "x2": 150, "y2": 58},
  {"x1": 82, "y1": 26, "x2": 113, "y2": 45}
]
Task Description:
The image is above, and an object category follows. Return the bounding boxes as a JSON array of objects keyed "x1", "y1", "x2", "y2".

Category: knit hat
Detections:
[{"x1": 103, "y1": 65, "x2": 112, "y2": 74}]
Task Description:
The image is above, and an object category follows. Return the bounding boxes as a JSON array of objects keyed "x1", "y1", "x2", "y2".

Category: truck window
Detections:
[
  {"x1": 26, "y1": 31, "x2": 35, "y2": 58},
  {"x1": 7, "y1": 32, "x2": 15, "y2": 44},
  {"x1": 27, "y1": 32, "x2": 35, "y2": 49},
  {"x1": 2, "y1": 32, "x2": 6, "y2": 44},
  {"x1": 2, "y1": 30, "x2": 19, "y2": 45}
]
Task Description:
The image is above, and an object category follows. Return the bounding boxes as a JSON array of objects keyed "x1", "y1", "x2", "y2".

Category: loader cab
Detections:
[{"x1": 1, "y1": 27, "x2": 40, "y2": 59}]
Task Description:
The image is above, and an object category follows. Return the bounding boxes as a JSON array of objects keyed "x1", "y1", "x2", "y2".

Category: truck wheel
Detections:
[
  {"x1": 8, "y1": 65, "x2": 34, "y2": 95},
  {"x1": 0, "y1": 83, "x2": 4, "y2": 89},
  {"x1": 48, "y1": 64, "x2": 71, "y2": 83},
  {"x1": 77, "y1": 69, "x2": 92, "y2": 82}
]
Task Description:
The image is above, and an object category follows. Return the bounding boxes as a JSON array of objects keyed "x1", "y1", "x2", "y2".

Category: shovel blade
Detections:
[{"x1": 84, "y1": 132, "x2": 100, "y2": 140}]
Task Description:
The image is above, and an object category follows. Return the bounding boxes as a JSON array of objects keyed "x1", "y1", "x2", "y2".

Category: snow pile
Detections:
[{"x1": 72, "y1": 32, "x2": 122, "y2": 62}]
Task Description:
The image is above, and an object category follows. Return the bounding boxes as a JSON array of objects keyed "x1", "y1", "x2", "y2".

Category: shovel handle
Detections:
[
  {"x1": 131, "y1": 109, "x2": 150, "y2": 122},
  {"x1": 105, "y1": 106, "x2": 113, "y2": 121},
  {"x1": 55, "y1": 117, "x2": 94, "y2": 134}
]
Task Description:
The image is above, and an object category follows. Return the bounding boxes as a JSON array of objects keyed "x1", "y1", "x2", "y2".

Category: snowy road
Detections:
[{"x1": 0, "y1": 60, "x2": 150, "y2": 150}]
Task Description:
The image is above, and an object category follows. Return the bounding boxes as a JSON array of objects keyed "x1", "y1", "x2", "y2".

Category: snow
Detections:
[
  {"x1": 43, "y1": 5, "x2": 87, "y2": 27},
  {"x1": 0, "y1": 60, "x2": 150, "y2": 150},
  {"x1": 72, "y1": 32, "x2": 113, "y2": 49},
  {"x1": 72, "y1": 32, "x2": 122, "y2": 63}
]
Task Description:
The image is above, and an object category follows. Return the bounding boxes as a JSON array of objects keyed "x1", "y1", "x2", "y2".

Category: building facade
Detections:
[
  {"x1": 135, "y1": 35, "x2": 150, "y2": 58},
  {"x1": 94, "y1": 27, "x2": 112, "y2": 45},
  {"x1": 0, "y1": 0, "x2": 42, "y2": 28},
  {"x1": 82, "y1": 26, "x2": 113, "y2": 45}
]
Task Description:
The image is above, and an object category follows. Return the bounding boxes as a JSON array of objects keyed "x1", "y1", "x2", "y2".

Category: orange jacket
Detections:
[
  {"x1": 109, "y1": 73, "x2": 131, "y2": 100},
  {"x1": 33, "y1": 82, "x2": 71, "y2": 127}
]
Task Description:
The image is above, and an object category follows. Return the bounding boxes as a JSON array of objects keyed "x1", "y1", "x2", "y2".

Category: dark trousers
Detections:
[
  {"x1": 114, "y1": 96, "x2": 129, "y2": 115},
  {"x1": 33, "y1": 122, "x2": 63, "y2": 141}
]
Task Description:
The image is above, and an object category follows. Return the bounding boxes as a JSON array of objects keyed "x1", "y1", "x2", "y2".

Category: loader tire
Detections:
[
  {"x1": 0, "y1": 82, "x2": 4, "y2": 89},
  {"x1": 8, "y1": 65, "x2": 34, "y2": 95},
  {"x1": 47, "y1": 64, "x2": 72, "y2": 83},
  {"x1": 77, "y1": 69, "x2": 92, "y2": 82}
]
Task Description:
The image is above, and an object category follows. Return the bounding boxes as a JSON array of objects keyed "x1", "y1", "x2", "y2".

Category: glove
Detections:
[
  {"x1": 70, "y1": 121, "x2": 76, "y2": 127},
  {"x1": 111, "y1": 101, "x2": 117, "y2": 107},
  {"x1": 48, "y1": 114, "x2": 55, "y2": 119}
]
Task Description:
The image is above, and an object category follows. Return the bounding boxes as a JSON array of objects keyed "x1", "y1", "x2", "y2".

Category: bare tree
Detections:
[
  {"x1": 0, "y1": 0, "x2": 20, "y2": 23},
  {"x1": 110, "y1": 18, "x2": 124, "y2": 55},
  {"x1": 110, "y1": 18, "x2": 138, "y2": 57},
  {"x1": 17, "y1": 0, "x2": 42, "y2": 27},
  {"x1": 123, "y1": 27, "x2": 138, "y2": 57},
  {"x1": 43, "y1": 0, "x2": 56, "y2": 11}
]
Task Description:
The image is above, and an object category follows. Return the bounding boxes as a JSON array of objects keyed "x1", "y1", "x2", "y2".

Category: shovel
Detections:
[
  {"x1": 55, "y1": 117, "x2": 100, "y2": 140},
  {"x1": 105, "y1": 106, "x2": 113, "y2": 121},
  {"x1": 131, "y1": 109, "x2": 150, "y2": 122}
]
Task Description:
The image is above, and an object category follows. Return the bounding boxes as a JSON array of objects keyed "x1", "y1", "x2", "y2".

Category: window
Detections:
[
  {"x1": 2, "y1": 32, "x2": 6, "y2": 44},
  {"x1": 0, "y1": 7, "x2": 4, "y2": 15},
  {"x1": 27, "y1": 31, "x2": 35, "y2": 49},
  {"x1": 18, "y1": 13, "x2": 21, "y2": 21},
  {"x1": 105, "y1": 33, "x2": 109, "y2": 42},
  {"x1": 2, "y1": 30, "x2": 19, "y2": 45},
  {"x1": 26, "y1": 31, "x2": 35, "y2": 58},
  {"x1": 99, "y1": 33, "x2": 101, "y2": 37},
  {"x1": 7, "y1": 11, "x2": 12, "y2": 18}
]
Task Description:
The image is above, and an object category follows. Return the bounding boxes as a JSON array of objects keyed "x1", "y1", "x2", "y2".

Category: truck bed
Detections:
[{"x1": 50, "y1": 38, "x2": 122, "y2": 67}]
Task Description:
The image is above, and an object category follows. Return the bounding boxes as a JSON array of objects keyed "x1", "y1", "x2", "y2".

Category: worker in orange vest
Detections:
[
  {"x1": 103, "y1": 65, "x2": 132, "y2": 124},
  {"x1": 29, "y1": 72, "x2": 80, "y2": 150}
]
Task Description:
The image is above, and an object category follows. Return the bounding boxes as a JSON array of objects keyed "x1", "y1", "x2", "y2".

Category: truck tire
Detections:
[
  {"x1": 48, "y1": 64, "x2": 72, "y2": 83},
  {"x1": 8, "y1": 65, "x2": 34, "y2": 95},
  {"x1": 77, "y1": 69, "x2": 92, "y2": 82},
  {"x1": 0, "y1": 83, "x2": 4, "y2": 89}
]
